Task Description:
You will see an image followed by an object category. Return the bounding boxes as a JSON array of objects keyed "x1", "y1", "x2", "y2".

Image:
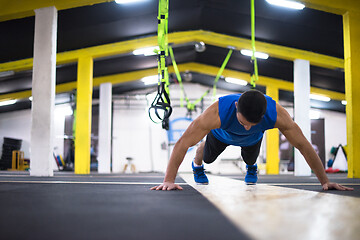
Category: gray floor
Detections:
[
  {"x1": 1, "y1": 171, "x2": 359, "y2": 239},
  {"x1": 0, "y1": 172, "x2": 249, "y2": 240}
]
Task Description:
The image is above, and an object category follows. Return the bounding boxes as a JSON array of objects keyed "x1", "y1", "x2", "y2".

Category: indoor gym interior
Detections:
[{"x1": 0, "y1": 0, "x2": 360, "y2": 240}]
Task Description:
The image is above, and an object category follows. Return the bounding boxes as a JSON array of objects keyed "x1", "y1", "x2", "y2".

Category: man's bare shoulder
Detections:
[
  {"x1": 196, "y1": 101, "x2": 221, "y2": 130},
  {"x1": 274, "y1": 103, "x2": 295, "y2": 130}
]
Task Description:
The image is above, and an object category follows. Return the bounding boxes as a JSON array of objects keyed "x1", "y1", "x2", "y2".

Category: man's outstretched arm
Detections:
[
  {"x1": 275, "y1": 103, "x2": 353, "y2": 191},
  {"x1": 151, "y1": 101, "x2": 221, "y2": 191}
]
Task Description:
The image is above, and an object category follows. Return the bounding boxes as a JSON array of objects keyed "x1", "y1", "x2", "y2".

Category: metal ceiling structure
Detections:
[{"x1": 0, "y1": 0, "x2": 346, "y2": 113}]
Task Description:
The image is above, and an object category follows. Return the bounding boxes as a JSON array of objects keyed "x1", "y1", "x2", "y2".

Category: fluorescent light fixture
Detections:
[
  {"x1": 240, "y1": 49, "x2": 269, "y2": 59},
  {"x1": 310, "y1": 94, "x2": 331, "y2": 102},
  {"x1": 0, "y1": 99, "x2": 17, "y2": 107},
  {"x1": 225, "y1": 77, "x2": 248, "y2": 86},
  {"x1": 55, "y1": 105, "x2": 73, "y2": 116},
  {"x1": 115, "y1": 0, "x2": 147, "y2": 4},
  {"x1": 265, "y1": 0, "x2": 305, "y2": 10},
  {"x1": 310, "y1": 110, "x2": 321, "y2": 119},
  {"x1": 0, "y1": 70, "x2": 15, "y2": 78},
  {"x1": 141, "y1": 75, "x2": 158, "y2": 85},
  {"x1": 341, "y1": 100, "x2": 347, "y2": 105},
  {"x1": 133, "y1": 46, "x2": 159, "y2": 56}
]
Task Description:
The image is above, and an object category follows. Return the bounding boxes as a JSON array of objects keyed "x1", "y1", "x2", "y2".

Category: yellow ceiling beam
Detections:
[
  {"x1": 300, "y1": 0, "x2": 360, "y2": 15},
  {"x1": 180, "y1": 62, "x2": 344, "y2": 101},
  {"x1": 0, "y1": 30, "x2": 344, "y2": 74},
  {"x1": 0, "y1": 0, "x2": 111, "y2": 22},
  {"x1": 0, "y1": 62, "x2": 345, "y2": 102},
  {"x1": 0, "y1": 90, "x2": 32, "y2": 101},
  {"x1": 1, "y1": 0, "x2": 359, "y2": 22},
  {"x1": 192, "y1": 31, "x2": 343, "y2": 70}
]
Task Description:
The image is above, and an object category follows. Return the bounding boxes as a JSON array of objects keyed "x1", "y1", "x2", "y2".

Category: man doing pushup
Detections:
[{"x1": 151, "y1": 90, "x2": 353, "y2": 191}]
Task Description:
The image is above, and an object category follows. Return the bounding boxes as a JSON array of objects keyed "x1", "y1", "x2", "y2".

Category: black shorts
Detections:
[{"x1": 203, "y1": 131, "x2": 262, "y2": 166}]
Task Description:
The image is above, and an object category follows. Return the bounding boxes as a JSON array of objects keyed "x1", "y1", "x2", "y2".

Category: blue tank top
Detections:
[{"x1": 211, "y1": 93, "x2": 277, "y2": 147}]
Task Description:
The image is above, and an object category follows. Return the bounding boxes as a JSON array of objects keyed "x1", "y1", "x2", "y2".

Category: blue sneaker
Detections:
[
  {"x1": 245, "y1": 164, "x2": 258, "y2": 185},
  {"x1": 192, "y1": 161, "x2": 209, "y2": 185}
]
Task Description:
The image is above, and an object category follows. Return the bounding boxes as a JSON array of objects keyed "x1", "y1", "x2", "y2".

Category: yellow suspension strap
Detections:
[
  {"x1": 212, "y1": 48, "x2": 233, "y2": 100},
  {"x1": 250, "y1": 0, "x2": 258, "y2": 88},
  {"x1": 168, "y1": 46, "x2": 187, "y2": 108},
  {"x1": 169, "y1": 46, "x2": 233, "y2": 114},
  {"x1": 148, "y1": 0, "x2": 172, "y2": 130}
]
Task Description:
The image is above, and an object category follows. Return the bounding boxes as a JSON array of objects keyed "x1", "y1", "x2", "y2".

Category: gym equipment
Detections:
[
  {"x1": 250, "y1": 0, "x2": 259, "y2": 88},
  {"x1": 148, "y1": 0, "x2": 258, "y2": 126},
  {"x1": 11, "y1": 150, "x2": 29, "y2": 171},
  {"x1": 148, "y1": 0, "x2": 172, "y2": 130},
  {"x1": 123, "y1": 157, "x2": 136, "y2": 173},
  {"x1": 0, "y1": 137, "x2": 22, "y2": 170}
]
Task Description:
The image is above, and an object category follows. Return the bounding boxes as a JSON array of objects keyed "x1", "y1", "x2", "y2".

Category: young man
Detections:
[{"x1": 151, "y1": 90, "x2": 353, "y2": 191}]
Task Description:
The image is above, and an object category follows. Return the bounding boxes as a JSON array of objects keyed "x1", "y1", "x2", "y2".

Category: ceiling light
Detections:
[
  {"x1": 310, "y1": 94, "x2": 331, "y2": 102},
  {"x1": 133, "y1": 46, "x2": 159, "y2": 56},
  {"x1": 341, "y1": 100, "x2": 347, "y2": 105},
  {"x1": 55, "y1": 105, "x2": 73, "y2": 116},
  {"x1": 265, "y1": 0, "x2": 305, "y2": 10},
  {"x1": 0, "y1": 99, "x2": 17, "y2": 107},
  {"x1": 115, "y1": 0, "x2": 147, "y2": 4},
  {"x1": 225, "y1": 77, "x2": 248, "y2": 86},
  {"x1": 0, "y1": 70, "x2": 15, "y2": 78},
  {"x1": 240, "y1": 49, "x2": 269, "y2": 59},
  {"x1": 141, "y1": 75, "x2": 158, "y2": 85}
]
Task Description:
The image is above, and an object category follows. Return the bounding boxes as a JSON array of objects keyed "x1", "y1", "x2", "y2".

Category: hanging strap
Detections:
[
  {"x1": 212, "y1": 49, "x2": 233, "y2": 99},
  {"x1": 148, "y1": 0, "x2": 172, "y2": 130},
  {"x1": 250, "y1": 0, "x2": 258, "y2": 88},
  {"x1": 169, "y1": 46, "x2": 233, "y2": 112},
  {"x1": 169, "y1": 46, "x2": 187, "y2": 108}
]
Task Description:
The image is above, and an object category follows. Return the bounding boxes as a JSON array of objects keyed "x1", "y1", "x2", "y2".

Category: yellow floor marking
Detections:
[{"x1": 180, "y1": 173, "x2": 360, "y2": 240}]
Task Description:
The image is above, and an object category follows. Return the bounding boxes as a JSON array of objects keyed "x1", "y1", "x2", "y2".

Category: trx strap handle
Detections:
[
  {"x1": 212, "y1": 49, "x2": 233, "y2": 99},
  {"x1": 148, "y1": 0, "x2": 172, "y2": 130},
  {"x1": 250, "y1": 0, "x2": 258, "y2": 88}
]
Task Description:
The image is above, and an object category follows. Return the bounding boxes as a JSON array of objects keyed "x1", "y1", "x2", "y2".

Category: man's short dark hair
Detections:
[{"x1": 237, "y1": 90, "x2": 267, "y2": 123}]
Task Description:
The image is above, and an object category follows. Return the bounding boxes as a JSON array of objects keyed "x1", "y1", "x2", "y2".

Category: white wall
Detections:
[
  {"x1": 283, "y1": 106, "x2": 347, "y2": 164},
  {"x1": 0, "y1": 104, "x2": 69, "y2": 170},
  {"x1": 0, "y1": 85, "x2": 347, "y2": 174},
  {"x1": 112, "y1": 103, "x2": 163, "y2": 173},
  {"x1": 322, "y1": 109, "x2": 347, "y2": 161},
  {"x1": 0, "y1": 109, "x2": 32, "y2": 158},
  {"x1": 111, "y1": 85, "x2": 347, "y2": 174}
]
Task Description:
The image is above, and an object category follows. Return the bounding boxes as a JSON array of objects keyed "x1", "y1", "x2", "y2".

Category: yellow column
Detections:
[
  {"x1": 266, "y1": 86, "x2": 280, "y2": 174},
  {"x1": 75, "y1": 56, "x2": 93, "y2": 174},
  {"x1": 343, "y1": 11, "x2": 360, "y2": 178}
]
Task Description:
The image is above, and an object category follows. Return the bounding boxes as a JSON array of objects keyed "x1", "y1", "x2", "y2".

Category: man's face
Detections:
[{"x1": 235, "y1": 102, "x2": 257, "y2": 131}]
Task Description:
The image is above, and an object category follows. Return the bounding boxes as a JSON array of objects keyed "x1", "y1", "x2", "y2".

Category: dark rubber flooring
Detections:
[
  {"x1": 227, "y1": 173, "x2": 360, "y2": 197},
  {"x1": 0, "y1": 171, "x2": 250, "y2": 240}
]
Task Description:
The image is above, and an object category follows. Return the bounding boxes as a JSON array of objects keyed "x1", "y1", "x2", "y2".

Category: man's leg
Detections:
[
  {"x1": 202, "y1": 131, "x2": 229, "y2": 164},
  {"x1": 192, "y1": 131, "x2": 228, "y2": 184},
  {"x1": 241, "y1": 138, "x2": 263, "y2": 185},
  {"x1": 194, "y1": 142, "x2": 205, "y2": 166}
]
